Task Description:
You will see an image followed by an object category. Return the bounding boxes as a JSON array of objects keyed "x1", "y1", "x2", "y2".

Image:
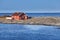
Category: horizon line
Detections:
[{"x1": 0, "y1": 11, "x2": 60, "y2": 13}]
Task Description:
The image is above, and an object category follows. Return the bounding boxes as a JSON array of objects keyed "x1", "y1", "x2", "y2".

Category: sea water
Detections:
[
  {"x1": 0, "y1": 13, "x2": 60, "y2": 17},
  {"x1": 0, "y1": 24, "x2": 60, "y2": 40}
]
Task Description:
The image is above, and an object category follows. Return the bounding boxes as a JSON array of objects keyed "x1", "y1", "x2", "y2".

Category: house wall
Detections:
[
  {"x1": 6, "y1": 17, "x2": 12, "y2": 20},
  {"x1": 20, "y1": 15, "x2": 28, "y2": 20},
  {"x1": 12, "y1": 16, "x2": 21, "y2": 20},
  {"x1": 24, "y1": 16, "x2": 28, "y2": 20},
  {"x1": 11, "y1": 13, "x2": 28, "y2": 20}
]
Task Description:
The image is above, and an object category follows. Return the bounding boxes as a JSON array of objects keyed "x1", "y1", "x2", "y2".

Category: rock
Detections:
[{"x1": 0, "y1": 16, "x2": 60, "y2": 26}]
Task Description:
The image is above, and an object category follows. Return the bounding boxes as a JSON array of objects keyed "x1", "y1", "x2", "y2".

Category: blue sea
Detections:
[
  {"x1": 0, "y1": 13, "x2": 60, "y2": 40},
  {"x1": 0, "y1": 13, "x2": 60, "y2": 17}
]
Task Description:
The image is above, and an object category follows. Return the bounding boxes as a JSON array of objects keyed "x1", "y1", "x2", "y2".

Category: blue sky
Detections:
[{"x1": 0, "y1": 0, "x2": 60, "y2": 13}]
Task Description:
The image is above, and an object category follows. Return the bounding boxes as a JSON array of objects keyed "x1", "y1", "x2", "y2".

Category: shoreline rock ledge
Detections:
[{"x1": 0, "y1": 17, "x2": 60, "y2": 26}]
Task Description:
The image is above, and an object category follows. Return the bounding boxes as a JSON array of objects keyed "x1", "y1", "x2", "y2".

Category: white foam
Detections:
[{"x1": 24, "y1": 25, "x2": 48, "y2": 30}]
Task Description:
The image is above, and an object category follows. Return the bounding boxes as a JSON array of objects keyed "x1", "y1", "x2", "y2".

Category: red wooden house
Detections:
[{"x1": 12, "y1": 12, "x2": 28, "y2": 20}]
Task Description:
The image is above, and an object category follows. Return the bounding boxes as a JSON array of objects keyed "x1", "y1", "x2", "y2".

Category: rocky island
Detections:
[{"x1": 0, "y1": 12, "x2": 60, "y2": 26}]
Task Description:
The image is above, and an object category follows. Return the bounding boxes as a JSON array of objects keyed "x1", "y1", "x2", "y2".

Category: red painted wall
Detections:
[{"x1": 12, "y1": 16, "x2": 21, "y2": 20}]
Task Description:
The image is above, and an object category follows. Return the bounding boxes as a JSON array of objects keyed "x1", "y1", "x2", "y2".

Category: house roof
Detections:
[{"x1": 12, "y1": 12, "x2": 26, "y2": 16}]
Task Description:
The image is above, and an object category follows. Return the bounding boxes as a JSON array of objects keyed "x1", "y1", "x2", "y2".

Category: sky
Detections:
[{"x1": 0, "y1": 0, "x2": 60, "y2": 13}]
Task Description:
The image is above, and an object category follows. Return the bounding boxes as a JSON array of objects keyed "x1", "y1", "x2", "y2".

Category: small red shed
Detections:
[{"x1": 12, "y1": 12, "x2": 28, "y2": 20}]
